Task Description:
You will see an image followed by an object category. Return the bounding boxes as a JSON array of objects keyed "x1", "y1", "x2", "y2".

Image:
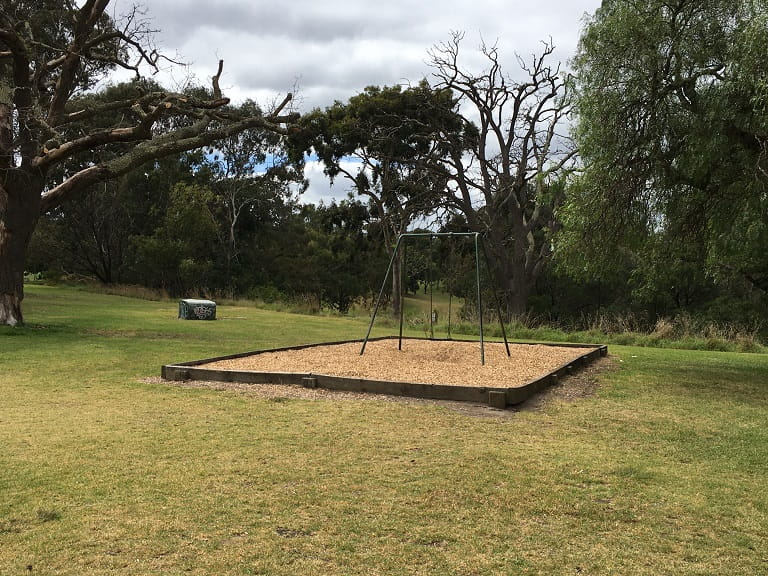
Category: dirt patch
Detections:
[
  {"x1": 515, "y1": 354, "x2": 616, "y2": 411},
  {"x1": 200, "y1": 339, "x2": 596, "y2": 389}
]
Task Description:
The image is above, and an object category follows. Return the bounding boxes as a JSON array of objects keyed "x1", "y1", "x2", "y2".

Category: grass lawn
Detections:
[{"x1": 1, "y1": 285, "x2": 767, "y2": 575}]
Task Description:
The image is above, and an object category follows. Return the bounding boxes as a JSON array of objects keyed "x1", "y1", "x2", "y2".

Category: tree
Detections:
[
  {"x1": 293, "y1": 82, "x2": 465, "y2": 316},
  {"x1": 300, "y1": 200, "x2": 386, "y2": 313},
  {"x1": 37, "y1": 178, "x2": 132, "y2": 284},
  {"x1": 27, "y1": 130, "x2": 207, "y2": 285},
  {"x1": 205, "y1": 100, "x2": 306, "y2": 287},
  {"x1": 0, "y1": 0, "x2": 297, "y2": 325},
  {"x1": 428, "y1": 32, "x2": 576, "y2": 317},
  {"x1": 131, "y1": 182, "x2": 219, "y2": 296},
  {"x1": 568, "y1": 0, "x2": 768, "y2": 294}
]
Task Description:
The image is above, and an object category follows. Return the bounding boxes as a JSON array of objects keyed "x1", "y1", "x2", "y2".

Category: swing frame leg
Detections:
[{"x1": 361, "y1": 232, "x2": 509, "y2": 365}]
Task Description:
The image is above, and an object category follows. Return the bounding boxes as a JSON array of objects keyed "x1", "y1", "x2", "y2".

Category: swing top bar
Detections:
[
  {"x1": 395, "y1": 232, "x2": 479, "y2": 238},
  {"x1": 360, "y1": 231, "x2": 510, "y2": 365}
]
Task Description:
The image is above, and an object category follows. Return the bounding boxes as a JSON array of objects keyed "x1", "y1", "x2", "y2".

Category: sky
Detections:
[{"x1": 109, "y1": 0, "x2": 604, "y2": 204}]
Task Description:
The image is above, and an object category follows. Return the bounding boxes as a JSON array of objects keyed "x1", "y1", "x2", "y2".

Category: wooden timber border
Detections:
[{"x1": 161, "y1": 337, "x2": 608, "y2": 409}]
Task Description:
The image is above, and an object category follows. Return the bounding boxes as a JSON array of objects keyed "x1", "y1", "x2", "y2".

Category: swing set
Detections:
[{"x1": 360, "y1": 232, "x2": 510, "y2": 365}]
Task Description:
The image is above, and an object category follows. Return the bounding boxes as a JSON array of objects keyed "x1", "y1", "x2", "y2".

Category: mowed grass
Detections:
[{"x1": 1, "y1": 285, "x2": 768, "y2": 575}]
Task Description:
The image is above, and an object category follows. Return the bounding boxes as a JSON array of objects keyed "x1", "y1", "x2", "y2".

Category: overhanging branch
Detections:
[{"x1": 40, "y1": 103, "x2": 297, "y2": 212}]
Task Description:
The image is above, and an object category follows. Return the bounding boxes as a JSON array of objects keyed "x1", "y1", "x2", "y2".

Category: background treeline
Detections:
[
  {"x1": 27, "y1": 150, "x2": 389, "y2": 314},
  {"x1": 26, "y1": 149, "x2": 767, "y2": 338},
  {"x1": 25, "y1": 0, "x2": 768, "y2": 340}
]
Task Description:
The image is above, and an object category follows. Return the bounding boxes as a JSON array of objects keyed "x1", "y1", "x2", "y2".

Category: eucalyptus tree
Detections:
[
  {"x1": 205, "y1": 100, "x2": 307, "y2": 286},
  {"x1": 28, "y1": 81, "x2": 206, "y2": 285},
  {"x1": 294, "y1": 81, "x2": 465, "y2": 315},
  {"x1": 428, "y1": 32, "x2": 577, "y2": 317},
  {"x1": 566, "y1": 0, "x2": 768, "y2": 294},
  {"x1": 0, "y1": 0, "x2": 297, "y2": 325}
]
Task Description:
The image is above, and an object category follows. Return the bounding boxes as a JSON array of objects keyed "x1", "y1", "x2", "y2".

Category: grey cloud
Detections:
[
  {"x1": 113, "y1": 0, "x2": 601, "y2": 111},
  {"x1": 131, "y1": 0, "x2": 421, "y2": 45}
]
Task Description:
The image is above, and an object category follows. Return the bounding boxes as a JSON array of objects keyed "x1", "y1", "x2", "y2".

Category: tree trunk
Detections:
[
  {"x1": 505, "y1": 274, "x2": 532, "y2": 319},
  {"x1": 0, "y1": 177, "x2": 43, "y2": 326},
  {"x1": 484, "y1": 227, "x2": 535, "y2": 321},
  {"x1": 491, "y1": 263, "x2": 532, "y2": 320}
]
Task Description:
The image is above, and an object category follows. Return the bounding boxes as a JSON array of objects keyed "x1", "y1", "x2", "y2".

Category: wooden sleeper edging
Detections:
[{"x1": 161, "y1": 337, "x2": 607, "y2": 409}]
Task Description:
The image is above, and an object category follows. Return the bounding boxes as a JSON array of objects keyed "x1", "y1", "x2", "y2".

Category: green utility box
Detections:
[{"x1": 178, "y1": 299, "x2": 216, "y2": 320}]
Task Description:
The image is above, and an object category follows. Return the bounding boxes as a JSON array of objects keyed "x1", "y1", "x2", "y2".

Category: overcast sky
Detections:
[{"x1": 110, "y1": 0, "x2": 603, "y2": 204}]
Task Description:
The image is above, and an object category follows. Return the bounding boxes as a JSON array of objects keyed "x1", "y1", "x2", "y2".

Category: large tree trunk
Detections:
[
  {"x1": 485, "y1": 226, "x2": 535, "y2": 320},
  {"x1": 495, "y1": 259, "x2": 533, "y2": 320},
  {"x1": 0, "y1": 176, "x2": 43, "y2": 326},
  {"x1": 504, "y1": 270, "x2": 532, "y2": 319}
]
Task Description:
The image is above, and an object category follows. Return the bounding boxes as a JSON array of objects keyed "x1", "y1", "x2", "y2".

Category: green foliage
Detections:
[
  {"x1": 293, "y1": 82, "x2": 464, "y2": 239},
  {"x1": 289, "y1": 201, "x2": 388, "y2": 313},
  {"x1": 0, "y1": 2, "x2": 300, "y2": 325},
  {"x1": 568, "y1": 0, "x2": 768, "y2": 295},
  {"x1": 290, "y1": 82, "x2": 467, "y2": 316},
  {"x1": 16, "y1": 8, "x2": 766, "y2": 333},
  {"x1": 130, "y1": 183, "x2": 218, "y2": 296},
  {"x1": 706, "y1": 189, "x2": 768, "y2": 291}
]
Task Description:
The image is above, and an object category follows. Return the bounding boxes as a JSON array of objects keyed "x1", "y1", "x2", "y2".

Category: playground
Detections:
[{"x1": 163, "y1": 338, "x2": 606, "y2": 408}]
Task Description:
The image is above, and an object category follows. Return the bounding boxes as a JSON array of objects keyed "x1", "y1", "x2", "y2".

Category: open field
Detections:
[{"x1": 2, "y1": 285, "x2": 768, "y2": 575}]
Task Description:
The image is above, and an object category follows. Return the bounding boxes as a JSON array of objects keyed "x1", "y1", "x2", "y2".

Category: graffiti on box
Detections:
[
  {"x1": 193, "y1": 305, "x2": 214, "y2": 319},
  {"x1": 179, "y1": 299, "x2": 216, "y2": 320}
]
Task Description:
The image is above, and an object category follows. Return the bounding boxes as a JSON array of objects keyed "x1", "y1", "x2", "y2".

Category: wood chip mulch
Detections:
[{"x1": 199, "y1": 339, "x2": 596, "y2": 389}]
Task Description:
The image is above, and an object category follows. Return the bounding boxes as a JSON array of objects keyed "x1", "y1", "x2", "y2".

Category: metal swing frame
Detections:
[{"x1": 360, "y1": 232, "x2": 510, "y2": 365}]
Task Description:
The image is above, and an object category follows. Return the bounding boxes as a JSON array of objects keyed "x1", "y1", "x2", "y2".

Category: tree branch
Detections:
[
  {"x1": 47, "y1": 0, "x2": 111, "y2": 126},
  {"x1": 41, "y1": 102, "x2": 297, "y2": 212}
]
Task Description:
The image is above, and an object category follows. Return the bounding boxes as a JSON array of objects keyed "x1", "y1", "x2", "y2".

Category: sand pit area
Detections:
[{"x1": 198, "y1": 339, "x2": 597, "y2": 388}]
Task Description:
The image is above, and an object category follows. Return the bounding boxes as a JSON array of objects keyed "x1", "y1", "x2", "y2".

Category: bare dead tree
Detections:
[{"x1": 429, "y1": 32, "x2": 577, "y2": 317}]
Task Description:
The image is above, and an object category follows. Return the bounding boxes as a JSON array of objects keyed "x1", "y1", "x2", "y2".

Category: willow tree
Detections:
[
  {"x1": 0, "y1": 0, "x2": 297, "y2": 325},
  {"x1": 565, "y1": 0, "x2": 768, "y2": 293}
]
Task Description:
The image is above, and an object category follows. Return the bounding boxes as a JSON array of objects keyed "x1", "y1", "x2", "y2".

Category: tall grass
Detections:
[
  {"x1": 54, "y1": 281, "x2": 767, "y2": 352},
  {"x1": 445, "y1": 310, "x2": 765, "y2": 353}
]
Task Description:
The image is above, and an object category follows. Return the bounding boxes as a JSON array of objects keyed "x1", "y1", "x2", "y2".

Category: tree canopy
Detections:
[
  {"x1": 566, "y1": 0, "x2": 768, "y2": 292},
  {"x1": 293, "y1": 81, "x2": 465, "y2": 314},
  {"x1": 6, "y1": 2, "x2": 767, "y2": 334}
]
